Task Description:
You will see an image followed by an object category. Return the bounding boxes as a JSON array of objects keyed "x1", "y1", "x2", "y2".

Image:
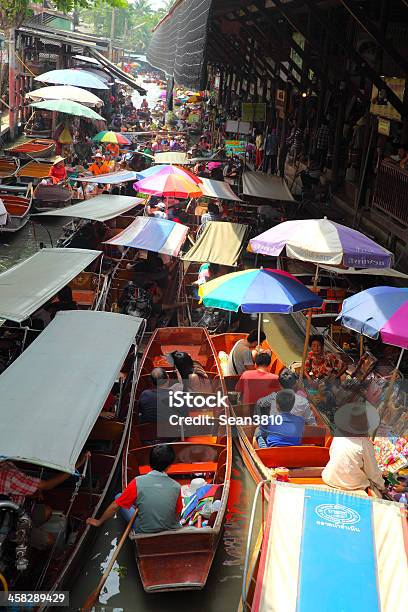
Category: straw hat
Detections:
[
  {"x1": 52, "y1": 155, "x2": 65, "y2": 165},
  {"x1": 181, "y1": 477, "x2": 206, "y2": 498},
  {"x1": 334, "y1": 402, "x2": 380, "y2": 436}
]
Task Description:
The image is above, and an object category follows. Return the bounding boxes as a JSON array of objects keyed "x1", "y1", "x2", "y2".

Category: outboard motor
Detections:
[{"x1": 0, "y1": 500, "x2": 32, "y2": 573}]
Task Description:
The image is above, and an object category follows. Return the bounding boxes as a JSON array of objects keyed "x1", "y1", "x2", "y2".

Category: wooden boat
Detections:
[
  {"x1": 0, "y1": 157, "x2": 19, "y2": 183},
  {"x1": 122, "y1": 326, "x2": 232, "y2": 591},
  {"x1": 104, "y1": 252, "x2": 182, "y2": 333},
  {"x1": 5, "y1": 139, "x2": 55, "y2": 159},
  {"x1": 211, "y1": 333, "x2": 331, "y2": 486},
  {"x1": 0, "y1": 249, "x2": 107, "y2": 373},
  {"x1": 16, "y1": 161, "x2": 53, "y2": 184},
  {"x1": 0, "y1": 311, "x2": 145, "y2": 604},
  {"x1": 33, "y1": 183, "x2": 72, "y2": 212},
  {"x1": 0, "y1": 187, "x2": 33, "y2": 233}
]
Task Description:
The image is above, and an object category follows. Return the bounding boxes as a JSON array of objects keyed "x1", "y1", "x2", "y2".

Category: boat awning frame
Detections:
[
  {"x1": 85, "y1": 47, "x2": 147, "y2": 95},
  {"x1": 34, "y1": 194, "x2": 143, "y2": 222},
  {"x1": 0, "y1": 248, "x2": 101, "y2": 322},
  {"x1": 154, "y1": 152, "x2": 189, "y2": 165},
  {"x1": 182, "y1": 221, "x2": 249, "y2": 266},
  {"x1": 0, "y1": 311, "x2": 144, "y2": 473},
  {"x1": 320, "y1": 265, "x2": 408, "y2": 279},
  {"x1": 242, "y1": 171, "x2": 295, "y2": 202}
]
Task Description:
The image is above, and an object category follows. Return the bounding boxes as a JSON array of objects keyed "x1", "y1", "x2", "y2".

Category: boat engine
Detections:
[{"x1": 0, "y1": 500, "x2": 32, "y2": 574}]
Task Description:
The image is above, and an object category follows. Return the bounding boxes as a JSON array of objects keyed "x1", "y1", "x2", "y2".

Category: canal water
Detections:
[{"x1": 0, "y1": 79, "x2": 259, "y2": 611}]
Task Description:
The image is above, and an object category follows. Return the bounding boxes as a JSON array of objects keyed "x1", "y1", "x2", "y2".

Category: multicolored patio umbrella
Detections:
[
  {"x1": 104, "y1": 216, "x2": 188, "y2": 257},
  {"x1": 199, "y1": 268, "x2": 323, "y2": 343},
  {"x1": 134, "y1": 167, "x2": 203, "y2": 198},
  {"x1": 135, "y1": 164, "x2": 202, "y2": 184},
  {"x1": 199, "y1": 268, "x2": 323, "y2": 313},
  {"x1": 250, "y1": 218, "x2": 393, "y2": 269},
  {"x1": 338, "y1": 286, "x2": 408, "y2": 350},
  {"x1": 92, "y1": 131, "x2": 130, "y2": 145}
]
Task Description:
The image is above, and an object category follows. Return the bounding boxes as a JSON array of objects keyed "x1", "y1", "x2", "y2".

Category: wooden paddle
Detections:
[{"x1": 81, "y1": 507, "x2": 138, "y2": 610}]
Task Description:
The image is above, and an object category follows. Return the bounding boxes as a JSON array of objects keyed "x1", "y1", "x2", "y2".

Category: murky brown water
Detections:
[{"x1": 70, "y1": 451, "x2": 256, "y2": 612}]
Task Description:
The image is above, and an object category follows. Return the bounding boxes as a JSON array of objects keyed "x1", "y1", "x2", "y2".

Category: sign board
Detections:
[
  {"x1": 378, "y1": 118, "x2": 390, "y2": 136},
  {"x1": 241, "y1": 103, "x2": 266, "y2": 122},
  {"x1": 370, "y1": 78, "x2": 405, "y2": 122},
  {"x1": 224, "y1": 140, "x2": 246, "y2": 155},
  {"x1": 225, "y1": 120, "x2": 251, "y2": 135}
]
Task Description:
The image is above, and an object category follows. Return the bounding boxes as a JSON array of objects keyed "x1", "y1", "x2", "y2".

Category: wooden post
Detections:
[
  {"x1": 301, "y1": 265, "x2": 319, "y2": 377},
  {"x1": 7, "y1": 27, "x2": 16, "y2": 139}
]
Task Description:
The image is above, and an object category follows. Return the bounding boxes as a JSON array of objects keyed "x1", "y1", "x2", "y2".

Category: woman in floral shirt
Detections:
[{"x1": 304, "y1": 335, "x2": 347, "y2": 385}]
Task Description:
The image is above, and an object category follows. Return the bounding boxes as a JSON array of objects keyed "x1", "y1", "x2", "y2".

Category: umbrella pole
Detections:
[
  {"x1": 359, "y1": 334, "x2": 364, "y2": 357},
  {"x1": 301, "y1": 265, "x2": 319, "y2": 378},
  {"x1": 258, "y1": 312, "x2": 262, "y2": 346},
  {"x1": 380, "y1": 348, "x2": 404, "y2": 420}
]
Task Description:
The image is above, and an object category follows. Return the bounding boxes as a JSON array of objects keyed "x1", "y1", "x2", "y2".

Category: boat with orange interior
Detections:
[
  {"x1": 5, "y1": 139, "x2": 55, "y2": 159},
  {"x1": 0, "y1": 186, "x2": 33, "y2": 233},
  {"x1": 122, "y1": 326, "x2": 232, "y2": 592},
  {"x1": 211, "y1": 333, "x2": 331, "y2": 487}
]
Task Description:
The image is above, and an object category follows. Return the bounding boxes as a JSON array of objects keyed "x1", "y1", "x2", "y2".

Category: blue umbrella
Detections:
[{"x1": 35, "y1": 69, "x2": 109, "y2": 90}]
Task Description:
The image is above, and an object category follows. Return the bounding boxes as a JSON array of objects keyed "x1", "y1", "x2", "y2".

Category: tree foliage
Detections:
[
  {"x1": 80, "y1": 1, "x2": 174, "y2": 53},
  {"x1": 0, "y1": 0, "x2": 127, "y2": 31}
]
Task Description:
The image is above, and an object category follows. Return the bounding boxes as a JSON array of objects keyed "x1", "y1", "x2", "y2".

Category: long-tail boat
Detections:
[
  {"x1": 5, "y1": 139, "x2": 55, "y2": 159},
  {"x1": 0, "y1": 310, "x2": 145, "y2": 604},
  {"x1": 0, "y1": 248, "x2": 106, "y2": 372},
  {"x1": 0, "y1": 157, "x2": 19, "y2": 183},
  {"x1": 122, "y1": 326, "x2": 232, "y2": 591},
  {"x1": 0, "y1": 187, "x2": 33, "y2": 233},
  {"x1": 211, "y1": 332, "x2": 331, "y2": 486},
  {"x1": 16, "y1": 161, "x2": 53, "y2": 184}
]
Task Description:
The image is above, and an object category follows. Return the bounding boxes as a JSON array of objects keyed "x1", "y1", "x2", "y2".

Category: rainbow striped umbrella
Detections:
[
  {"x1": 199, "y1": 268, "x2": 322, "y2": 342},
  {"x1": 134, "y1": 167, "x2": 203, "y2": 198},
  {"x1": 92, "y1": 131, "x2": 130, "y2": 145},
  {"x1": 199, "y1": 268, "x2": 322, "y2": 313}
]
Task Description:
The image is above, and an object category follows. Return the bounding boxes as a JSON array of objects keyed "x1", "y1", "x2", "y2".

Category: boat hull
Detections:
[{"x1": 123, "y1": 327, "x2": 232, "y2": 592}]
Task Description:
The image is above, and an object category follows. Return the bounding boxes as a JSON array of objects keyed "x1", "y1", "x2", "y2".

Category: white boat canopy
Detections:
[
  {"x1": 320, "y1": 265, "x2": 408, "y2": 279},
  {"x1": 154, "y1": 152, "x2": 189, "y2": 165},
  {"x1": 35, "y1": 194, "x2": 143, "y2": 221},
  {"x1": 200, "y1": 178, "x2": 242, "y2": 202},
  {"x1": 76, "y1": 170, "x2": 139, "y2": 185},
  {"x1": 242, "y1": 171, "x2": 294, "y2": 202},
  {"x1": 0, "y1": 311, "x2": 143, "y2": 473},
  {"x1": 0, "y1": 248, "x2": 101, "y2": 322}
]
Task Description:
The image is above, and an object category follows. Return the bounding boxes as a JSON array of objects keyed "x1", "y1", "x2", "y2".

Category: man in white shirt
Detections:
[
  {"x1": 322, "y1": 402, "x2": 385, "y2": 494},
  {"x1": 226, "y1": 330, "x2": 265, "y2": 376}
]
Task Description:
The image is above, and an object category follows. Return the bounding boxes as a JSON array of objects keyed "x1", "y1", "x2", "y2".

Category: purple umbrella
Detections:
[{"x1": 250, "y1": 218, "x2": 393, "y2": 269}]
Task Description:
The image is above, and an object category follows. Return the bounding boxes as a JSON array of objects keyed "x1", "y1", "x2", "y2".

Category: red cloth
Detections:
[
  {"x1": 255, "y1": 149, "x2": 263, "y2": 169},
  {"x1": 0, "y1": 461, "x2": 40, "y2": 506},
  {"x1": 49, "y1": 164, "x2": 67, "y2": 184},
  {"x1": 115, "y1": 476, "x2": 183, "y2": 514},
  {"x1": 235, "y1": 370, "x2": 280, "y2": 405}
]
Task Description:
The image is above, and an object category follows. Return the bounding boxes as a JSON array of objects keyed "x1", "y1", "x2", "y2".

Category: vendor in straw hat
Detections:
[
  {"x1": 48, "y1": 156, "x2": 67, "y2": 184},
  {"x1": 88, "y1": 152, "x2": 111, "y2": 176},
  {"x1": 322, "y1": 402, "x2": 385, "y2": 495}
]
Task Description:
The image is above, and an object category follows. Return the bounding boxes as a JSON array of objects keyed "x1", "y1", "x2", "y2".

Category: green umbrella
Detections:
[{"x1": 30, "y1": 99, "x2": 104, "y2": 121}]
